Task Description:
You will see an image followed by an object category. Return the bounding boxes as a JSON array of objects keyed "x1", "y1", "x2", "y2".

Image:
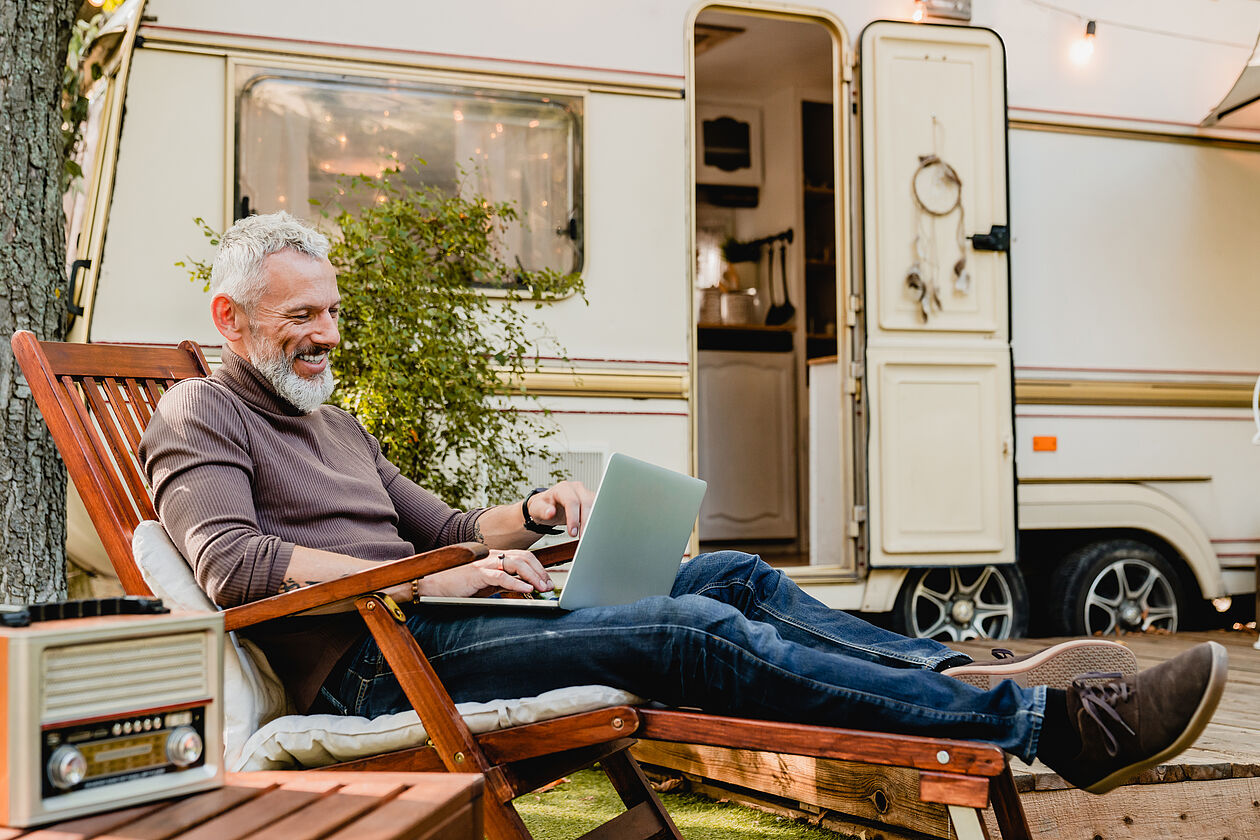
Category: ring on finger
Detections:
[{"x1": 497, "y1": 552, "x2": 507, "y2": 570}]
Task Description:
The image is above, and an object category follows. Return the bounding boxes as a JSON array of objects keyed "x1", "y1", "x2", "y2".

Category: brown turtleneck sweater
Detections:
[{"x1": 139, "y1": 349, "x2": 484, "y2": 711}]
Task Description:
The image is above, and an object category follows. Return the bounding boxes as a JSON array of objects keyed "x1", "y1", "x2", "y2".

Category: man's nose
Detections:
[{"x1": 313, "y1": 312, "x2": 340, "y2": 348}]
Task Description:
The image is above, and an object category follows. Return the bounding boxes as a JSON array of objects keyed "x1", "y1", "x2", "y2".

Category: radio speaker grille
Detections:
[{"x1": 42, "y1": 633, "x2": 209, "y2": 722}]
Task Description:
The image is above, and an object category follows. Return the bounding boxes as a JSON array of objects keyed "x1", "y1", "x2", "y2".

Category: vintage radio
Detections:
[{"x1": 0, "y1": 599, "x2": 224, "y2": 827}]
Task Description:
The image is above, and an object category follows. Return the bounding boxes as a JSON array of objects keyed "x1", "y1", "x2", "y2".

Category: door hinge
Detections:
[
  {"x1": 848, "y1": 506, "x2": 867, "y2": 538},
  {"x1": 845, "y1": 295, "x2": 863, "y2": 327},
  {"x1": 845, "y1": 361, "x2": 864, "y2": 396}
]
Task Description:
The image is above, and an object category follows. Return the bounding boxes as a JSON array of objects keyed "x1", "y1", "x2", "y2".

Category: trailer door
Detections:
[{"x1": 857, "y1": 22, "x2": 1014, "y2": 568}]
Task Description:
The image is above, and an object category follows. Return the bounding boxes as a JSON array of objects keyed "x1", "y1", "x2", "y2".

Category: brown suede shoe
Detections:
[
  {"x1": 943, "y1": 639, "x2": 1137, "y2": 690},
  {"x1": 1052, "y1": 640, "x2": 1228, "y2": 795}
]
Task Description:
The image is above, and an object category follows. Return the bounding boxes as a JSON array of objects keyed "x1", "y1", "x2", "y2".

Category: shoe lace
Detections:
[
  {"x1": 1072, "y1": 671, "x2": 1136, "y2": 757},
  {"x1": 990, "y1": 648, "x2": 1014, "y2": 660}
]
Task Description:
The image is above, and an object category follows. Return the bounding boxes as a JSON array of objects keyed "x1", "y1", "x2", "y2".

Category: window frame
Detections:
[{"x1": 229, "y1": 56, "x2": 586, "y2": 285}]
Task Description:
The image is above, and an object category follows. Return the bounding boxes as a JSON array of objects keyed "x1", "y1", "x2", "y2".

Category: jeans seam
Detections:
[
  {"x1": 1019, "y1": 685, "x2": 1047, "y2": 763},
  {"x1": 352, "y1": 673, "x2": 371, "y2": 716},
  {"x1": 317, "y1": 685, "x2": 347, "y2": 716}
]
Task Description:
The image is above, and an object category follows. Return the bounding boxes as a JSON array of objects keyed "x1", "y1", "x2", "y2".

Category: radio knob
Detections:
[
  {"x1": 165, "y1": 726, "x2": 203, "y2": 767},
  {"x1": 47, "y1": 745, "x2": 87, "y2": 790}
]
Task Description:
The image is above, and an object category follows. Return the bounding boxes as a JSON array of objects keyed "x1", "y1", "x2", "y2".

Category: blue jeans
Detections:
[{"x1": 314, "y1": 551, "x2": 1046, "y2": 762}]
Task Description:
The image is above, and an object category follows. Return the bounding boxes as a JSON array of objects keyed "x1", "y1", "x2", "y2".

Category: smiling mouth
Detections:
[{"x1": 295, "y1": 351, "x2": 327, "y2": 364}]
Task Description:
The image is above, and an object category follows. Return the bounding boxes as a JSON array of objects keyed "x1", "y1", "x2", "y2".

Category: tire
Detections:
[
  {"x1": 1049, "y1": 539, "x2": 1182, "y2": 636},
  {"x1": 892, "y1": 565, "x2": 1029, "y2": 641}
]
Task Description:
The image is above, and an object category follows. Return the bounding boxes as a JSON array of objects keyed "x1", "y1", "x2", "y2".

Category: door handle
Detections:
[
  {"x1": 968, "y1": 225, "x2": 1009, "y2": 252},
  {"x1": 66, "y1": 258, "x2": 91, "y2": 316}
]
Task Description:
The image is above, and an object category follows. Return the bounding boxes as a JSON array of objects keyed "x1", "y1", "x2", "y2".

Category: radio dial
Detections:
[
  {"x1": 47, "y1": 745, "x2": 87, "y2": 790},
  {"x1": 165, "y1": 726, "x2": 203, "y2": 767}
]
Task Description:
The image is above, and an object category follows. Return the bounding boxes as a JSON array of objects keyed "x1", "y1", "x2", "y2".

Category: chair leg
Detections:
[
  {"x1": 482, "y1": 790, "x2": 535, "y2": 840},
  {"x1": 599, "y1": 748, "x2": 683, "y2": 840},
  {"x1": 947, "y1": 805, "x2": 990, "y2": 840},
  {"x1": 357, "y1": 597, "x2": 536, "y2": 840},
  {"x1": 988, "y1": 763, "x2": 1033, "y2": 840}
]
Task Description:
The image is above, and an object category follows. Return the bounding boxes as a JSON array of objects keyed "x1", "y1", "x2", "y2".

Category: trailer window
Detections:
[{"x1": 236, "y1": 69, "x2": 582, "y2": 275}]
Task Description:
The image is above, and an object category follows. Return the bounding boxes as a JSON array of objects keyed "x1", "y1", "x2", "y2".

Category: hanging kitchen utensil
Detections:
[{"x1": 765, "y1": 239, "x2": 795, "y2": 326}]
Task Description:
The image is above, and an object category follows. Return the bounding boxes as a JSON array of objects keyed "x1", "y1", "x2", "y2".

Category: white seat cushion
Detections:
[
  {"x1": 131, "y1": 521, "x2": 640, "y2": 772},
  {"x1": 238, "y1": 684, "x2": 642, "y2": 771}
]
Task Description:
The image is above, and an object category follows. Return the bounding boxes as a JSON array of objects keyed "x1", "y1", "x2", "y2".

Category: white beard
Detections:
[{"x1": 249, "y1": 339, "x2": 336, "y2": 414}]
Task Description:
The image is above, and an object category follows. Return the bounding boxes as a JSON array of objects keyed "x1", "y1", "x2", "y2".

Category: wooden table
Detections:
[{"x1": 0, "y1": 771, "x2": 482, "y2": 840}]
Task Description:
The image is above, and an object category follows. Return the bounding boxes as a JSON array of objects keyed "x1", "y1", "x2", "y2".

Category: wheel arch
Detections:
[{"x1": 1018, "y1": 482, "x2": 1223, "y2": 599}]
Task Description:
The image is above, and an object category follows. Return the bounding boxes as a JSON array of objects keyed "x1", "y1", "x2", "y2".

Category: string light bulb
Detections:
[
  {"x1": 912, "y1": 0, "x2": 926, "y2": 23},
  {"x1": 1070, "y1": 20, "x2": 1097, "y2": 65}
]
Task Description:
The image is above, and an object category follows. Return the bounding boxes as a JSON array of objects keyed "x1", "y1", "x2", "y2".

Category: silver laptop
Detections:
[{"x1": 417, "y1": 453, "x2": 707, "y2": 610}]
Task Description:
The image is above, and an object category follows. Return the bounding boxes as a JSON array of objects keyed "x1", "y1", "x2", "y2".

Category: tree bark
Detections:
[{"x1": 0, "y1": 0, "x2": 78, "y2": 601}]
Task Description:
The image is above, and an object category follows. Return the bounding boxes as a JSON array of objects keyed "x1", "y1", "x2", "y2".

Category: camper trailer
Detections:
[{"x1": 63, "y1": 0, "x2": 1260, "y2": 639}]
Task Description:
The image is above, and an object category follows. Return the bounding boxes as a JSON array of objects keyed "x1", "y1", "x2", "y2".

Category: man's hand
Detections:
[
  {"x1": 470, "y1": 478, "x2": 594, "y2": 548},
  {"x1": 418, "y1": 549, "x2": 553, "y2": 599},
  {"x1": 528, "y1": 480, "x2": 594, "y2": 538}
]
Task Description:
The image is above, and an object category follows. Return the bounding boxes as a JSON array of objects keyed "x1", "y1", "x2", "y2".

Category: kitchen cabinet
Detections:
[{"x1": 697, "y1": 348, "x2": 797, "y2": 540}]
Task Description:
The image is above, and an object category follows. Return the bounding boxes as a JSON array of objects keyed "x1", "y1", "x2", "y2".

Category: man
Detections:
[{"x1": 141, "y1": 212, "x2": 1227, "y2": 796}]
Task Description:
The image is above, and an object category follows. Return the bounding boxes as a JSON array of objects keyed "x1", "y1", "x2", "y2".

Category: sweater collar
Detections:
[{"x1": 214, "y1": 348, "x2": 307, "y2": 417}]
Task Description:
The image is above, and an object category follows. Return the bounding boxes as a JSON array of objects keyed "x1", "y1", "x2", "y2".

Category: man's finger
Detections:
[
  {"x1": 549, "y1": 481, "x2": 580, "y2": 537},
  {"x1": 495, "y1": 569, "x2": 534, "y2": 592},
  {"x1": 564, "y1": 481, "x2": 594, "y2": 537},
  {"x1": 507, "y1": 550, "x2": 553, "y2": 591}
]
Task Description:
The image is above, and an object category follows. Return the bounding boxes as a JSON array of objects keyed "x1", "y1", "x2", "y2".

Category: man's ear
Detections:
[{"x1": 210, "y1": 294, "x2": 247, "y2": 343}]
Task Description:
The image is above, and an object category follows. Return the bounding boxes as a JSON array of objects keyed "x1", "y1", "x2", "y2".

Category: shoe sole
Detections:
[
  {"x1": 943, "y1": 639, "x2": 1138, "y2": 690},
  {"x1": 1083, "y1": 640, "x2": 1229, "y2": 795}
]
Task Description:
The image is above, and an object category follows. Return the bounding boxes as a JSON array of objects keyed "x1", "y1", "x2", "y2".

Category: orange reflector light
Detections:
[{"x1": 1032, "y1": 436, "x2": 1057, "y2": 452}]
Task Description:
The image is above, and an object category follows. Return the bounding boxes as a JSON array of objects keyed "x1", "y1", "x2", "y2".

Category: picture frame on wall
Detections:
[{"x1": 696, "y1": 103, "x2": 763, "y2": 186}]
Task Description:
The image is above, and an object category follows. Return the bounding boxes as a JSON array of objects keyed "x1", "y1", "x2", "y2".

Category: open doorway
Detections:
[{"x1": 692, "y1": 8, "x2": 844, "y2": 567}]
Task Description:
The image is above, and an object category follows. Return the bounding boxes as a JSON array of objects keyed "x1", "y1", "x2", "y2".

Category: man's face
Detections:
[{"x1": 241, "y1": 249, "x2": 341, "y2": 412}]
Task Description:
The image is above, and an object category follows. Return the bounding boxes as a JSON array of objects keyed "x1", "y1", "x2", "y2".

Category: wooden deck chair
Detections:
[{"x1": 13, "y1": 329, "x2": 1035, "y2": 840}]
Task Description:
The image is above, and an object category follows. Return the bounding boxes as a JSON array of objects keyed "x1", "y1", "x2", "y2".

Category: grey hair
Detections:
[{"x1": 209, "y1": 211, "x2": 331, "y2": 310}]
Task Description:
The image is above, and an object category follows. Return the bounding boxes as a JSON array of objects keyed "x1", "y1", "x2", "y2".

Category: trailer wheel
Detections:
[
  {"x1": 1049, "y1": 539, "x2": 1182, "y2": 636},
  {"x1": 892, "y1": 565, "x2": 1028, "y2": 641}
]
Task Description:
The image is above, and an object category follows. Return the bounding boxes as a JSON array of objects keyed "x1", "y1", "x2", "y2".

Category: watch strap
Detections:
[{"x1": 522, "y1": 487, "x2": 564, "y2": 535}]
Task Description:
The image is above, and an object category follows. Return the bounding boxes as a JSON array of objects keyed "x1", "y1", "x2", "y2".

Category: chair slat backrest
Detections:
[{"x1": 12, "y1": 331, "x2": 210, "y2": 595}]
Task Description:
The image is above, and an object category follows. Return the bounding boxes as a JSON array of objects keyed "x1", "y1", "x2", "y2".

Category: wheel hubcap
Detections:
[
  {"x1": 1082, "y1": 558, "x2": 1178, "y2": 635},
  {"x1": 950, "y1": 599, "x2": 976, "y2": 625},
  {"x1": 908, "y1": 566, "x2": 1016, "y2": 641}
]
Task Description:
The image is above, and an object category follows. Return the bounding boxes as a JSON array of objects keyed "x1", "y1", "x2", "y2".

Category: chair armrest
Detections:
[
  {"x1": 534, "y1": 540, "x2": 577, "y2": 567},
  {"x1": 220, "y1": 542, "x2": 487, "y2": 633}
]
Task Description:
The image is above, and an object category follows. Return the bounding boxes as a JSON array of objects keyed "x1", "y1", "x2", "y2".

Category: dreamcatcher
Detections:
[{"x1": 906, "y1": 142, "x2": 970, "y2": 321}]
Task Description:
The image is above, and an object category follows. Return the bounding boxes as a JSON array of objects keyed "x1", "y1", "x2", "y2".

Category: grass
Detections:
[{"x1": 513, "y1": 768, "x2": 848, "y2": 840}]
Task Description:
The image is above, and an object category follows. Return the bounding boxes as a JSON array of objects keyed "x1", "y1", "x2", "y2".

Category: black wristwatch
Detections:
[{"x1": 522, "y1": 487, "x2": 564, "y2": 535}]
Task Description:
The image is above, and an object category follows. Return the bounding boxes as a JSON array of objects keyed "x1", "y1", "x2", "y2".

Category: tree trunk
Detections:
[{"x1": 0, "y1": 0, "x2": 78, "y2": 602}]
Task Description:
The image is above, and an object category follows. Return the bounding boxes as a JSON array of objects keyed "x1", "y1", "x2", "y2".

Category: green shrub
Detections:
[{"x1": 181, "y1": 166, "x2": 584, "y2": 508}]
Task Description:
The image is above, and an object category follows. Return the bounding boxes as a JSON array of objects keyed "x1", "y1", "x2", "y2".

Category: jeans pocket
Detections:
[{"x1": 314, "y1": 685, "x2": 348, "y2": 716}]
